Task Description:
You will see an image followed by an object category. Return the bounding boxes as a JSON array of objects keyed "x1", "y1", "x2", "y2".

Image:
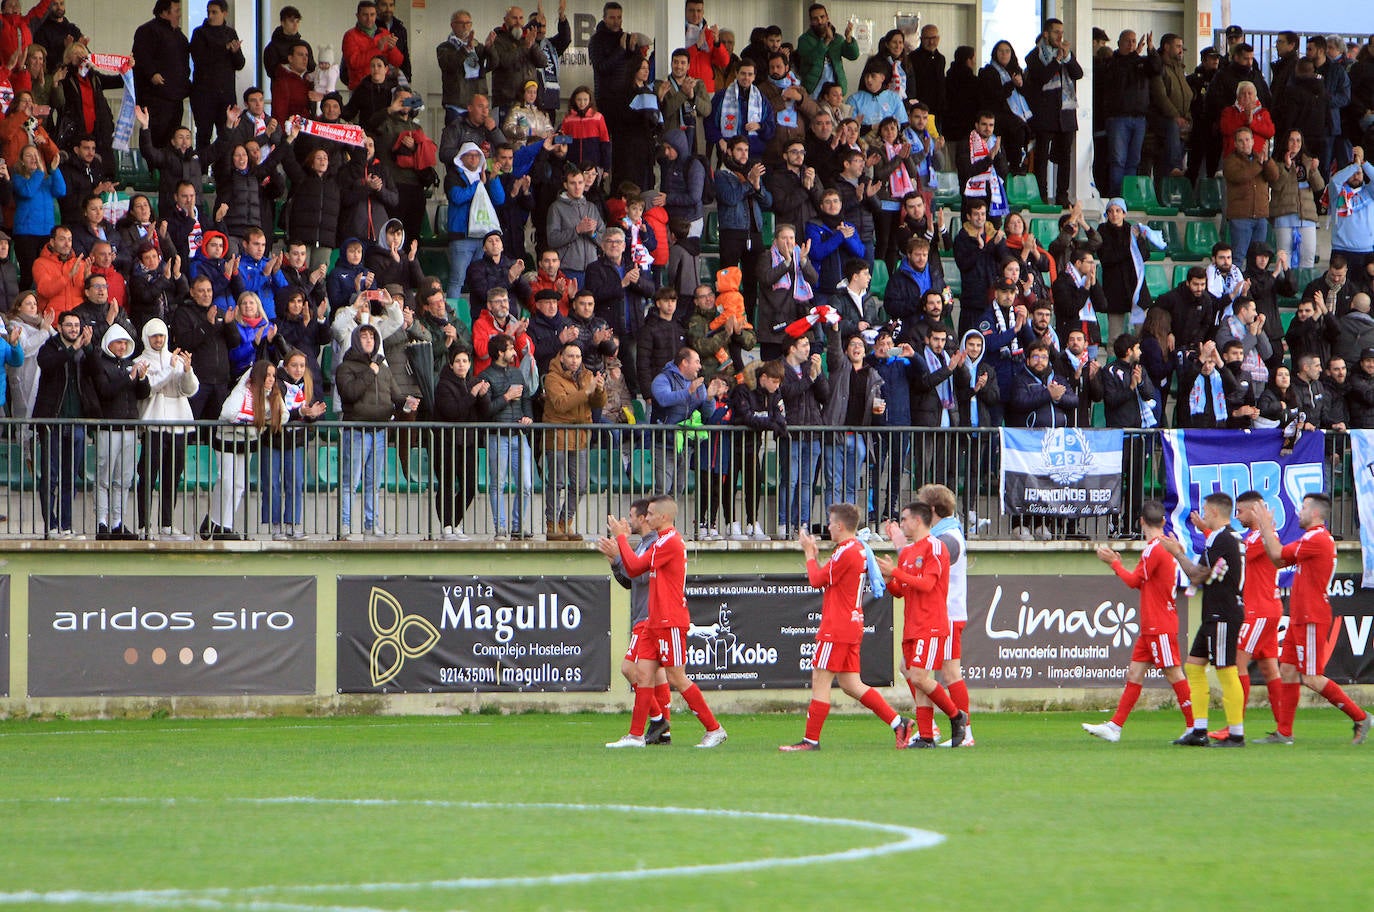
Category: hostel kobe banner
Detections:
[
  {"x1": 1316, "y1": 574, "x2": 1374, "y2": 684},
  {"x1": 1161, "y1": 428, "x2": 1325, "y2": 560},
  {"x1": 684, "y1": 575, "x2": 893, "y2": 689},
  {"x1": 1000, "y1": 428, "x2": 1123, "y2": 517},
  {"x1": 962, "y1": 574, "x2": 1188, "y2": 688},
  {"x1": 336, "y1": 576, "x2": 611, "y2": 693},
  {"x1": 1347, "y1": 431, "x2": 1374, "y2": 587},
  {"x1": 27, "y1": 576, "x2": 316, "y2": 697}
]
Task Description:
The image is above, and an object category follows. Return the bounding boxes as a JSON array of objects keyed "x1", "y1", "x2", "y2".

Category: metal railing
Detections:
[{"x1": 0, "y1": 420, "x2": 1355, "y2": 543}]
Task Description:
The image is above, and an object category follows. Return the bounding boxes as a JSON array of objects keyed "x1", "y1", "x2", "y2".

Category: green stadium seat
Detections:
[
  {"x1": 1280, "y1": 310, "x2": 1297, "y2": 333},
  {"x1": 1172, "y1": 264, "x2": 1192, "y2": 287},
  {"x1": 628, "y1": 448, "x2": 654, "y2": 491},
  {"x1": 1030, "y1": 217, "x2": 1060, "y2": 250},
  {"x1": 384, "y1": 446, "x2": 427, "y2": 492},
  {"x1": 1, "y1": 443, "x2": 34, "y2": 491},
  {"x1": 1121, "y1": 176, "x2": 1177, "y2": 216},
  {"x1": 1146, "y1": 219, "x2": 1187, "y2": 259},
  {"x1": 932, "y1": 171, "x2": 961, "y2": 208},
  {"x1": 1190, "y1": 178, "x2": 1223, "y2": 216},
  {"x1": 1005, "y1": 174, "x2": 1060, "y2": 213},
  {"x1": 699, "y1": 253, "x2": 720, "y2": 285},
  {"x1": 630, "y1": 399, "x2": 647, "y2": 424},
  {"x1": 1288, "y1": 267, "x2": 1319, "y2": 299},
  {"x1": 1184, "y1": 221, "x2": 1221, "y2": 259},
  {"x1": 315, "y1": 445, "x2": 340, "y2": 493},
  {"x1": 702, "y1": 211, "x2": 720, "y2": 252},
  {"x1": 1144, "y1": 263, "x2": 1171, "y2": 298},
  {"x1": 760, "y1": 211, "x2": 775, "y2": 246},
  {"x1": 1157, "y1": 176, "x2": 1196, "y2": 212},
  {"x1": 181, "y1": 445, "x2": 216, "y2": 492},
  {"x1": 870, "y1": 259, "x2": 890, "y2": 298}
]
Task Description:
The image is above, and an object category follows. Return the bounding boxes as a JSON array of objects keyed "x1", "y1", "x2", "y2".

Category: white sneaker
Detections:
[
  {"x1": 696, "y1": 726, "x2": 728, "y2": 748},
  {"x1": 727, "y1": 521, "x2": 748, "y2": 541},
  {"x1": 1013, "y1": 525, "x2": 1033, "y2": 541},
  {"x1": 1082, "y1": 721, "x2": 1121, "y2": 742},
  {"x1": 452, "y1": 524, "x2": 471, "y2": 541},
  {"x1": 345, "y1": 532, "x2": 366, "y2": 542},
  {"x1": 1033, "y1": 525, "x2": 1052, "y2": 541},
  {"x1": 441, "y1": 525, "x2": 457, "y2": 540},
  {"x1": 159, "y1": 526, "x2": 192, "y2": 542},
  {"x1": 751, "y1": 523, "x2": 771, "y2": 541},
  {"x1": 494, "y1": 532, "x2": 511, "y2": 542},
  {"x1": 605, "y1": 733, "x2": 646, "y2": 748},
  {"x1": 962, "y1": 724, "x2": 975, "y2": 747},
  {"x1": 291, "y1": 527, "x2": 309, "y2": 540}
]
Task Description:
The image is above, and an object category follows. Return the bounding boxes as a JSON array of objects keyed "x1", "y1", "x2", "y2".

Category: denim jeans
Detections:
[
  {"x1": 342, "y1": 428, "x2": 384, "y2": 530},
  {"x1": 488, "y1": 430, "x2": 532, "y2": 534},
  {"x1": 823, "y1": 433, "x2": 867, "y2": 510},
  {"x1": 446, "y1": 237, "x2": 484, "y2": 299},
  {"x1": 41, "y1": 424, "x2": 84, "y2": 533},
  {"x1": 1106, "y1": 115, "x2": 1146, "y2": 196},
  {"x1": 779, "y1": 437, "x2": 821, "y2": 530},
  {"x1": 262, "y1": 445, "x2": 306, "y2": 525},
  {"x1": 1226, "y1": 218, "x2": 1268, "y2": 270}
]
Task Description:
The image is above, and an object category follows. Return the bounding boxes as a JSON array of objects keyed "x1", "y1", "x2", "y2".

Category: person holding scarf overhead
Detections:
[
  {"x1": 978, "y1": 40, "x2": 1031, "y2": 173},
  {"x1": 706, "y1": 59, "x2": 774, "y2": 162},
  {"x1": 1174, "y1": 340, "x2": 1235, "y2": 428},
  {"x1": 956, "y1": 111, "x2": 1009, "y2": 222},
  {"x1": 1095, "y1": 198, "x2": 1165, "y2": 342},
  {"x1": 756, "y1": 223, "x2": 818, "y2": 361}
]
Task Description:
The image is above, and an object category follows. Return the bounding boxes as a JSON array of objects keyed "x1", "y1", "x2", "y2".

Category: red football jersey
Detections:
[
  {"x1": 807, "y1": 537, "x2": 867, "y2": 644},
  {"x1": 888, "y1": 535, "x2": 950, "y2": 638},
  {"x1": 1111, "y1": 537, "x2": 1179, "y2": 635},
  {"x1": 1242, "y1": 529, "x2": 1283, "y2": 620},
  {"x1": 616, "y1": 527, "x2": 690, "y2": 628},
  {"x1": 1281, "y1": 525, "x2": 1336, "y2": 626}
]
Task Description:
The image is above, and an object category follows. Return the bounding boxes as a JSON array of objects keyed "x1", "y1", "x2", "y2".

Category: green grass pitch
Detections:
[{"x1": 0, "y1": 708, "x2": 1366, "y2": 911}]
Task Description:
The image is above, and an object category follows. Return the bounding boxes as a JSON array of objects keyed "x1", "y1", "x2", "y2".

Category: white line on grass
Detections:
[
  {"x1": 0, "y1": 721, "x2": 497, "y2": 738},
  {"x1": 0, "y1": 797, "x2": 945, "y2": 910}
]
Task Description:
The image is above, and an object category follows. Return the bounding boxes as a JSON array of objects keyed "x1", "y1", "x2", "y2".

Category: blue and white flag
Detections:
[
  {"x1": 1000, "y1": 428, "x2": 1124, "y2": 517},
  {"x1": 1161, "y1": 428, "x2": 1326, "y2": 562},
  {"x1": 1348, "y1": 431, "x2": 1374, "y2": 587}
]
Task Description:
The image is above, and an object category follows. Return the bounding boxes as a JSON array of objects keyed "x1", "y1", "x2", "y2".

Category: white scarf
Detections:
[{"x1": 719, "y1": 83, "x2": 764, "y2": 137}]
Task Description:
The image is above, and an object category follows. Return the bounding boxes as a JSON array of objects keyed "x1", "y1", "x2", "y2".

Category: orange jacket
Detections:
[{"x1": 33, "y1": 242, "x2": 86, "y2": 317}]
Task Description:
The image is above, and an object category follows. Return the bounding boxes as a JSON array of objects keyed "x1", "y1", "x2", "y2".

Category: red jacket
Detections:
[
  {"x1": 471, "y1": 308, "x2": 532, "y2": 375},
  {"x1": 527, "y1": 270, "x2": 577, "y2": 315},
  {"x1": 342, "y1": 26, "x2": 404, "y2": 91},
  {"x1": 0, "y1": 0, "x2": 49, "y2": 82},
  {"x1": 685, "y1": 25, "x2": 728, "y2": 93},
  {"x1": 33, "y1": 242, "x2": 87, "y2": 317},
  {"x1": 271, "y1": 64, "x2": 311, "y2": 122}
]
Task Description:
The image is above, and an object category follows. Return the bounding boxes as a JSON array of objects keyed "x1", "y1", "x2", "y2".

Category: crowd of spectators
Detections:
[{"x1": 0, "y1": 1, "x2": 1367, "y2": 542}]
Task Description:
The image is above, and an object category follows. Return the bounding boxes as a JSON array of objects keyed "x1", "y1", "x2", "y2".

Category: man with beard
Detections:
[{"x1": 1157, "y1": 266, "x2": 1217, "y2": 355}]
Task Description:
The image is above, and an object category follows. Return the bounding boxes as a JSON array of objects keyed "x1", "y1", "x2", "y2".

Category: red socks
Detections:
[
  {"x1": 804, "y1": 699, "x2": 830, "y2": 742},
  {"x1": 1277, "y1": 682, "x2": 1301, "y2": 736},
  {"x1": 1239, "y1": 673, "x2": 1251, "y2": 706},
  {"x1": 680, "y1": 683, "x2": 720, "y2": 731},
  {"x1": 859, "y1": 687, "x2": 899, "y2": 726},
  {"x1": 926, "y1": 682, "x2": 959, "y2": 718},
  {"x1": 630, "y1": 685, "x2": 654, "y2": 737},
  {"x1": 905, "y1": 676, "x2": 921, "y2": 707},
  {"x1": 1111, "y1": 681, "x2": 1143, "y2": 727},
  {"x1": 1171, "y1": 679, "x2": 1195, "y2": 728},
  {"x1": 654, "y1": 683, "x2": 672, "y2": 722},
  {"x1": 948, "y1": 679, "x2": 970, "y2": 715},
  {"x1": 1265, "y1": 679, "x2": 1285, "y2": 726},
  {"x1": 1320, "y1": 680, "x2": 1368, "y2": 721},
  {"x1": 916, "y1": 705, "x2": 935, "y2": 740}
]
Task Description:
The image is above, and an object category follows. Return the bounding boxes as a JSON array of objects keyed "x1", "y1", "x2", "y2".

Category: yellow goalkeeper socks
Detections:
[
  {"x1": 1185, "y1": 663, "x2": 1210, "y2": 729},
  {"x1": 1217, "y1": 665, "x2": 1245, "y2": 733}
]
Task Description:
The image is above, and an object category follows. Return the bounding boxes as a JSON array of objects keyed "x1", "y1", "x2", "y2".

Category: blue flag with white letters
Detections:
[{"x1": 1160, "y1": 429, "x2": 1326, "y2": 561}]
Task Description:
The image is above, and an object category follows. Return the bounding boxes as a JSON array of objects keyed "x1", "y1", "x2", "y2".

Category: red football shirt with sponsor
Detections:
[
  {"x1": 1281, "y1": 525, "x2": 1336, "y2": 626},
  {"x1": 1242, "y1": 529, "x2": 1284, "y2": 620},
  {"x1": 1111, "y1": 537, "x2": 1179, "y2": 635},
  {"x1": 616, "y1": 526, "x2": 690, "y2": 628},
  {"x1": 888, "y1": 535, "x2": 950, "y2": 638},
  {"x1": 807, "y1": 537, "x2": 867, "y2": 644}
]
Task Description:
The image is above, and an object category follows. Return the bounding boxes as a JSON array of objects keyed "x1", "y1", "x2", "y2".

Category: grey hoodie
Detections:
[{"x1": 545, "y1": 192, "x2": 604, "y2": 272}]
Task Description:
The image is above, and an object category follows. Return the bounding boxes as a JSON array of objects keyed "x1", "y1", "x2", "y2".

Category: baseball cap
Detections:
[
  {"x1": 1201, "y1": 46, "x2": 1221, "y2": 59},
  {"x1": 1225, "y1": 25, "x2": 1244, "y2": 38},
  {"x1": 994, "y1": 279, "x2": 1018, "y2": 292},
  {"x1": 1362, "y1": 347, "x2": 1374, "y2": 361}
]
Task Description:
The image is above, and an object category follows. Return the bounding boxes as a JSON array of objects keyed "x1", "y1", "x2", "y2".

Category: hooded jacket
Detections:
[
  {"x1": 188, "y1": 232, "x2": 245, "y2": 311},
  {"x1": 85, "y1": 323, "x2": 151, "y2": 421},
  {"x1": 135, "y1": 318, "x2": 199, "y2": 426},
  {"x1": 658, "y1": 129, "x2": 706, "y2": 224},
  {"x1": 545, "y1": 191, "x2": 604, "y2": 272},
  {"x1": 953, "y1": 330, "x2": 1000, "y2": 427},
  {"x1": 335, "y1": 323, "x2": 404, "y2": 421},
  {"x1": 364, "y1": 219, "x2": 424, "y2": 291}
]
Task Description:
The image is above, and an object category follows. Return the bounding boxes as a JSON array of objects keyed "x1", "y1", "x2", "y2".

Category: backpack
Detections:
[{"x1": 693, "y1": 154, "x2": 716, "y2": 206}]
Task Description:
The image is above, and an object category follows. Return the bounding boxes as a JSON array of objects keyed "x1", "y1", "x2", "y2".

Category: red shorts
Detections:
[
  {"x1": 1280, "y1": 621, "x2": 1329, "y2": 676},
  {"x1": 625, "y1": 621, "x2": 657, "y2": 662},
  {"x1": 1238, "y1": 615, "x2": 1280, "y2": 662},
  {"x1": 944, "y1": 621, "x2": 965, "y2": 661},
  {"x1": 903, "y1": 636, "x2": 946, "y2": 671},
  {"x1": 1130, "y1": 632, "x2": 1181, "y2": 669},
  {"x1": 647, "y1": 626, "x2": 688, "y2": 668},
  {"x1": 814, "y1": 639, "x2": 861, "y2": 674}
]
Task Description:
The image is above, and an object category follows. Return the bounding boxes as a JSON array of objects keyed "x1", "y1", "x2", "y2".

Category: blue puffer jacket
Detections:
[{"x1": 12, "y1": 168, "x2": 66, "y2": 237}]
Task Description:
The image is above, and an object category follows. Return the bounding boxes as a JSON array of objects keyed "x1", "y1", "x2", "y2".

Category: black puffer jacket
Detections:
[
  {"x1": 280, "y1": 144, "x2": 343, "y2": 248},
  {"x1": 1346, "y1": 366, "x2": 1374, "y2": 428},
  {"x1": 335, "y1": 324, "x2": 405, "y2": 421},
  {"x1": 212, "y1": 142, "x2": 285, "y2": 240},
  {"x1": 84, "y1": 325, "x2": 151, "y2": 421},
  {"x1": 338, "y1": 150, "x2": 398, "y2": 242},
  {"x1": 170, "y1": 296, "x2": 240, "y2": 387},
  {"x1": 128, "y1": 265, "x2": 188, "y2": 333},
  {"x1": 636, "y1": 312, "x2": 686, "y2": 396},
  {"x1": 139, "y1": 131, "x2": 205, "y2": 219}
]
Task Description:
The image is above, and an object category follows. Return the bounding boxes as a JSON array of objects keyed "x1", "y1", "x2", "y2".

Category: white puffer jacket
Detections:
[{"x1": 135, "y1": 318, "x2": 200, "y2": 430}]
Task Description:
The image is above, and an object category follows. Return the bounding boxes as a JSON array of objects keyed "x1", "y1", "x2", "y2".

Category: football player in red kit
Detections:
[
  {"x1": 600, "y1": 496, "x2": 728, "y2": 749},
  {"x1": 1254, "y1": 493, "x2": 1371, "y2": 745},
  {"x1": 780, "y1": 503, "x2": 911, "y2": 751},
  {"x1": 1082, "y1": 501, "x2": 1195, "y2": 742},
  {"x1": 879, "y1": 501, "x2": 969, "y2": 748}
]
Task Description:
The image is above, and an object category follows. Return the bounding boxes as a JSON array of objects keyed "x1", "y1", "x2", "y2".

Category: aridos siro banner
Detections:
[
  {"x1": 962, "y1": 574, "x2": 1188, "y2": 688},
  {"x1": 684, "y1": 575, "x2": 893, "y2": 689},
  {"x1": 1000, "y1": 428, "x2": 1124, "y2": 517},
  {"x1": 337, "y1": 576, "x2": 611, "y2": 693},
  {"x1": 27, "y1": 576, "x2": 315, "y2": 697}
]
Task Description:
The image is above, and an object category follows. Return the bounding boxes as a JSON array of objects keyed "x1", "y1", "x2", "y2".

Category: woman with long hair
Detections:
[
  {"x1": 432, "y1": 347, "x2": 491, "y2": 540},
  {"x1": 559, "y1": 85, "x2": 611, "y2": 173},
  {"x1": 203, "y1": 358, "x2": 283, "y2": 540},
  {"x1": 1138, "y1": 305, "x2": 1175, "y2": 423},
  {"x1": 978, "y1": 40, "x2": 1030, "y2": 172},
  {"x1": 615, "y1": 57, "x2": 662, "y2": 192},
  {"x1": 1255, "y1": 364, "x2": 1299, "y2": 429},
  {"x1": 869, "y1": 115, "x2": 915, "y2": 265},
  {"x1": 10, "y1": 142, "x2": 64, "y2": 286},
  {"x1": 1270, "y1": 129, "x2": 1326, "y2": 268},
  {"x1": 1002, "y1": 211, "x2": 1054, "y2": 287},
  {"x1": 115, "y1": 194, "x2": 175, "y2": 258},
  {"x1": 261, "y1": 348, "x2": 325, "y2": 540}
]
